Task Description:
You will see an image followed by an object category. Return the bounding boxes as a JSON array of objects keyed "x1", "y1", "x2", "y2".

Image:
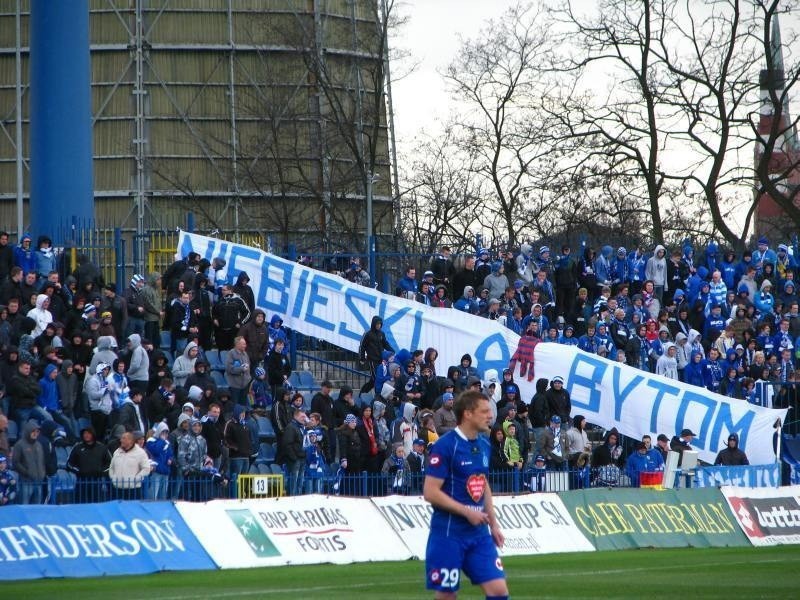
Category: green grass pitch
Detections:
[{"x1": 3, "y1": 546, "x2": 800, "y2": 599}]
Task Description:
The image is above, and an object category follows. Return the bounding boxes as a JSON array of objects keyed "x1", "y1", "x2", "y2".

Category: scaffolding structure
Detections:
[{"x1": 0, "y1": 0, "x2": 396, "y2": 268}]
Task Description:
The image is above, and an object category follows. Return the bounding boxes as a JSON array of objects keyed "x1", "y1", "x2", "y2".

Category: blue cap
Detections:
[
  {"x1": 535, "y1": 454, "x2": 546, "y2": 462},
  {"x1": 551, "y1": 415, "x2": 561, "y2": 423},
  {"x1": 442, "y1": 392, "x2": 454, "y2": 402},
  {"x1": 413, "y1": 438, "x2": 425, "y2": 446},
  {"x1": 506, "y1": 385, "x2": 518, "y2": 394}
]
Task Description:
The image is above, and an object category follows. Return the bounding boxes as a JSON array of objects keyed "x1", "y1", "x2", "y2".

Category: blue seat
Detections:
[
  {"x1": 159, "y1": 330, "x2": 171, "y2": 350},
  {"x1": 205, "y1": 349, "x2": 223, "y2": 371},
  {"x1": 297, "y1": 371, "x2": 319, "y2": 390},
  {"x1": 211, "y1": 370, "x2": 229, "y2": 390},
  {"x1": 76, "y1": 417, "x2": 91, "y2": 433},
  {"x1": 219, "y1": 350, "x2": 230, "y2": 369},
  {"x1": 255, "y1": 442, "x2": 276, "y2": 465},
  {"x1": 255, "y1": 416, "x2": 275, "y2": 441},
  {"x1": 6, "y1": 420, "x2": 18, "y2": 445},
  {"x1": 269, "y1": 463, "x2": 284, "y2": 476},
  {"x1": 49, "y1": 469, "x2": 77, "y2": 504},
  {"x1": 257, "y1": 463, "x2": 273, "y2": 475},
  {"x1": 288, "y1": 372, "x2": 302, "y2": 388},
  {"x1": 248, "y1": 463, "x2": 260, "y2": 475},
  {"x1": 55, "y1": 445, "x2": 71, "y2": 470}
]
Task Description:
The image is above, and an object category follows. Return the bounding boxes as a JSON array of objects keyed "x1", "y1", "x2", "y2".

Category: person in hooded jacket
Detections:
[
  {"x1": 148, "y1": 350, "x2": 173, "y2": 394},
  {"x1": 232, "y1": 271, "x2": 255, "y2": 315},
  {"x1": 238, "y1": 308, "x2": 268, "y2": 372},
  {"x1": 224, "y1": 405, "x2": 254, "y2": 478},
  {"x1": 36, "y1": 363, "x2": 76, "y2": 439},
  {"x1": 645, "y1": 245, "x2": 668, "y2": 301},
  {"x1": 683, "y1": 350, "x2": 705, "y2": 388},
  {"x1": 183, "y1": 358, "x2": 213, "y2": 393},
  {"x1": 13, "y1": 420, "x2": 46, "y2": 503},
  {"x1": 655, "y1": 343, "x2": 679, "y2": 380},
  {"x1": 27, "y1": 293, "x2": 53, "y2": 337},
  {"x1": 145, "y1": 422, "x2": 173, "y2": 500},
  {"x1": 190, "y1": 273, "x2": 214, "y2": 351},
  {"x1": 714, "y1": 433, "x2": 749, "y2": 466},
  {"x1": 126, "y1": 333, "x2": 149, "y2": 396},
  {"x1": 358, "y1": 315, "x2": 395, "y2": 394},
  {"x1": 67, "y1": 425, "x2": 111, "y2": 502},
  {"x1": 529, "y1": 377, "x2": 550, "y2": 454},
  {"x1": 13, "y1": 233, "x2": 36, "y2": 274},
  {"x1": 171, "y1": 341, "x2": 198, "y2": 389},
  {"x1": 701, "y1": 347, "x2": 724, "y2": 393}
]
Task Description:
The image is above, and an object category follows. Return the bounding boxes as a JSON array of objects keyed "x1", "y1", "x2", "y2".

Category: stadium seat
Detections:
[
  {"x1": 210, "y1": 370, "x2": 229, "y2": 390},
  {"x1": 257, "y1": 463, "x2": 272, "y2": 475},
  {"x1": 219, "y1": 350, "x2": 230, "y2": 368},
  {"x1": 248, "y1": 463, "x2": 260, "y2": 475},
  {"x1": 55, "y1": 445, "x2": 71, "y2": 470},
  {"x1": 76, "y1": 417, "x2": 91, "y2": 433},
  {"x1": 297, "y1": 370, "x2": 320, "y2": 390},
  {"x1": 159, "y1": 330, "x2": 171, "y2": 350},
  {"x1": 6, "y1": 420, "x2": 18, "y2": 445},
  {"x1": 254, "y1": 442, "x2": 276, "y2": 465},
  {"x1": 269, "y1": 463, "x2": 284, "y2": 476},
  {"x1": 255, "y1": 416, "x2": 275, "y2": 442},
  {"x1": 288, "y1": 372, "x2": 302, "y2": 388},
  {"x1": 205, "y1": 349, "x2": 223, "y2": 371},
  {"x1": 49, "y1": 469, "x2": 77, "y2": 504}
]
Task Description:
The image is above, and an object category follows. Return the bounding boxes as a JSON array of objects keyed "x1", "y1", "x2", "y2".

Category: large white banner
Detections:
[
  {"x1": 371, "y1": 494, "x2": 595, "y2": 558},
  {"x1": 721, "y1": 486, "x2": 800, "y2": 546},
  {"x1": 176, "y1": 496, "x2": 411, "y2": 568},
  {"x1": 178, "y1": 232, "x2": 788, "y2": 465}
]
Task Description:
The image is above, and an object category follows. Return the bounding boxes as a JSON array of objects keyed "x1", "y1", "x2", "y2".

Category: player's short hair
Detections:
[{"x1": 454, "y1": 390, "x2": 487, "y2": 424}]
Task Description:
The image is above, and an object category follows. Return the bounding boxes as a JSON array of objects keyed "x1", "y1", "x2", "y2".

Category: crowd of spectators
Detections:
[
  {"x1": 396, "y1": 237, "x2": 800, "y2": 408},
  {"x1": 0, "y1": 230, "x2": 777, "y2": 504}
]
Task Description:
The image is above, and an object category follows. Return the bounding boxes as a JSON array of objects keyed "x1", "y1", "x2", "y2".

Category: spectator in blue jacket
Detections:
[
  {"x1": 720, "y1": 250, "x2": 738, "y2": 290},
  {"x1": 13, "y1": 233, "x2": 36, "y2": 274},
  {"x1": 752, "y1": 237, "x2": 777, "y2": 274},
  {"x1": 395, "y1": 266, "x2": 418, "y2": 299},
  {"x1": 145, "y1": 422, "x2": 173, "y2": 500},
  {"x1": 34, "y1": 236, "x2": 57, "y2": 282},
  {"x1": 701, "y1": 347, "x2": 723, "y2": 393},
  {"x1": 754, "y1": 280, "x2": 775, "y2": 317},
  {"x1": 625, "y1": 440, "x2": 664, "y2": 487},
  {"x1": 684, "y1": 350, "x2": 705, "y2": 387}
]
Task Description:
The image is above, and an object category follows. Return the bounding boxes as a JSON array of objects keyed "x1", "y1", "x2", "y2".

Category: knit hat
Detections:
[
  {"x1": 96, "y1": 362, "x2": 110, "y2": 373},
  {"x1": 442, "y1": 392, "x2": 454, "y2": 402},
  {"x1": 539, "y1": 246, "x2": 550, "y2": 256},
  {"x1": 778, "y1": 243, "x2": 789, "y2": 253},
  {"x1": 758, "y1": 236, "x2": 768, "y2": 246},
  {"x1": 83, "y1": 305, "x2": 97, "y2": 316},
  {"x1": 551, "y1": 375, "x2": 564, "y2": 384},
  {"x1": 131, "y1": 274, "x2": 145, "y2": 287},
  {"x1": 344, "y1": 414, "x2": 358, "y2": 425},
  {"x1": 506, "y1": 385, "x2": 518, "y2": 394},
  {"x1": 254, "y1": 366, "x2": 266, "y2": 378},
  {"x1": 514, "y1": 280, "x2": 525, "y2": 289},
  {"x1": 101, "y1": 311, "x2": 112, "y2": 319},
  {"x1": 534, "y1": 454, "x2": 545, "y2": 463}
]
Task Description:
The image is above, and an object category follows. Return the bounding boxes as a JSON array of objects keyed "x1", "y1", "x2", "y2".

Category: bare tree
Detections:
[
  {"x1": 445, "y1": 2, "x2": 563, "y2": 247},
  {"x1": 399, "y1": 128, "x2": 486, "y2": 254}
]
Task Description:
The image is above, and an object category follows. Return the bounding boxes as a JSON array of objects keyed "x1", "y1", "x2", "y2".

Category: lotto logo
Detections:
[
  {"x1": 495, "y1": 557, "x2": 504, "y2": 571},
  {"x1": 430, "y1": 570, "x2": 440, "y2": 583},
  {"x1": 430, "y1": 455, "x2": 441, "y2": 466}
]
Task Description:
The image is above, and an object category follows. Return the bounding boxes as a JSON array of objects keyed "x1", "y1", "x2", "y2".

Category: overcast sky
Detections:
[{"x1": 389, "y1": 0, "x2": 520, "y2": 147}]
